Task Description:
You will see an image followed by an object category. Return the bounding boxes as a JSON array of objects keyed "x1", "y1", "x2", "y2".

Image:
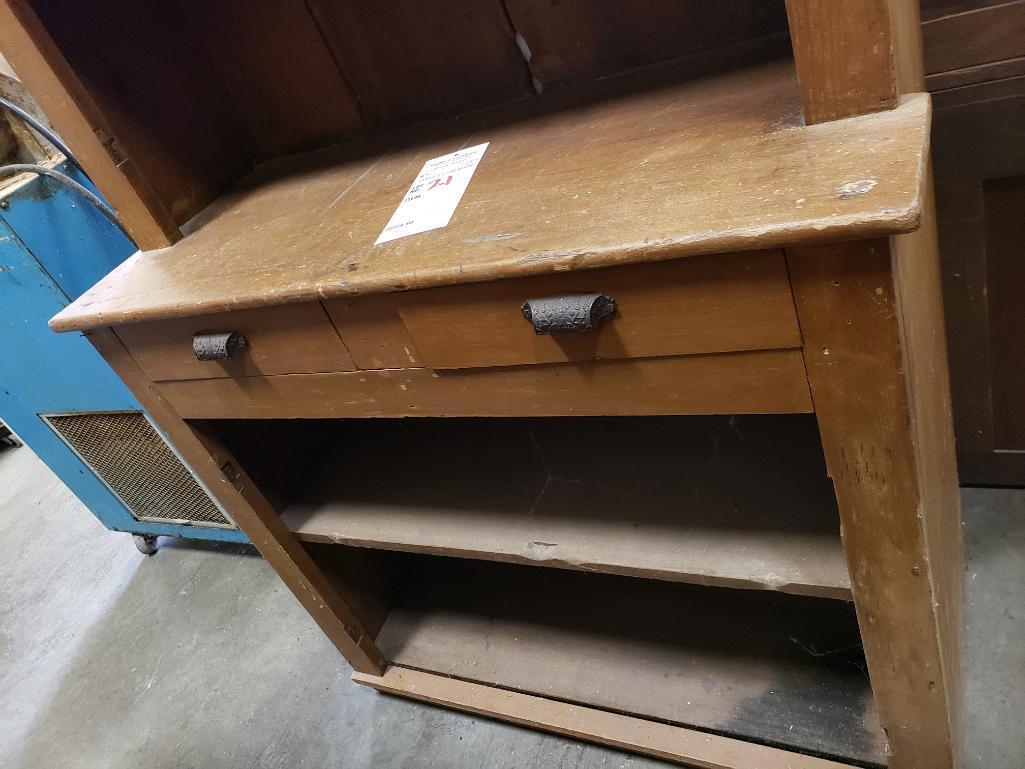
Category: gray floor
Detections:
[{"x1": 0, "y1": 443, "x2": 1021, "y2": 769}]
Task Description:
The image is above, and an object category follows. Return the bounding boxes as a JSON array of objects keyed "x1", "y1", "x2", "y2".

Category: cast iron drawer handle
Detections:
[
  {"x1": 521, "y1": 293, "x2": 617, "y2": 335},
  {"x1": 193, "y1": 331, "x2": 248, "y2": 361}
]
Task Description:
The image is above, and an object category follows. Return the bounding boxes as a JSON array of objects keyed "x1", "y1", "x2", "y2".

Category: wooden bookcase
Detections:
[{"x1": 1, "y1": 1, "x2": 962, "y2": 766}]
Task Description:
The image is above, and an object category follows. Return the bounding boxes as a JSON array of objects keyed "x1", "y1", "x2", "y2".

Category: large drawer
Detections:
[
  {"x1": 116, "y1": 302, "x2": 356, "y2": 382},
  {"x1": 329, "y1": 251, "x2": 802, "y2": 370}
]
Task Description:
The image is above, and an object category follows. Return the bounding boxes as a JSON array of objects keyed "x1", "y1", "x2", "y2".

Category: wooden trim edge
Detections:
[{"x1": 352, "y1": 666, "x2": 862, "y2": 769}]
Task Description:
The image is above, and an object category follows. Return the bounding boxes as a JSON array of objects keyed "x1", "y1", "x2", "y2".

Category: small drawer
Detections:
[
  {"x1": 385, "y1": 251, "x2": 802, "y2": 370},
  {"x1": 116, "y1": 302, "x2": 355, "y2": 382}
]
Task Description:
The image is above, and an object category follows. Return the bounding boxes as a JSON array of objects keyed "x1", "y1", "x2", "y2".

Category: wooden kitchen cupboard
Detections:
[{"x1": 0, "y1": 1, "x2": 963, "y2": 767}]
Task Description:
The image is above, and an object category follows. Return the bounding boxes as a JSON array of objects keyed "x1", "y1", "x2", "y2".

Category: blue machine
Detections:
[{"x1": 0, "y1": 162, "x2": 247, "y2": 549}]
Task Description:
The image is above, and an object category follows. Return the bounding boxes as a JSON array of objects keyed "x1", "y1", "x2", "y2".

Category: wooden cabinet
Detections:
[
  {"x1": 923, "y1": 0, "x2": 1025, "y2": 485},
  {"x1": 2, "y1": 1, "x2": 964, "y2": 767}
]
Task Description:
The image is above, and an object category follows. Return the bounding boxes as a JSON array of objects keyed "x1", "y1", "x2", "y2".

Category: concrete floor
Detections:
[{"x1": 0, "y1": 443, "x2": 1021, "y2": 769}]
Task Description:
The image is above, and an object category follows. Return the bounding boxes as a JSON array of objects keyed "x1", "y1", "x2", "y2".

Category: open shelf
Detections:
[
  {"x1": 375, "y1": 556, "x2": 885, "y2": 766},
  {"x1": 279, "y1": 415, "x2": 850, "y2": 599},
  {"x1": 52, "y1": 57, "x2": 930, "y2": 333}
]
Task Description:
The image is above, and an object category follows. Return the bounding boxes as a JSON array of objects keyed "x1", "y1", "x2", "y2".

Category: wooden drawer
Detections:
[
  {"x1": 329, "y1": 251, "x2": 802, "y2": 370},
  {"x1": 116, "y1": 302, "x2": 356, "y2": 382}
]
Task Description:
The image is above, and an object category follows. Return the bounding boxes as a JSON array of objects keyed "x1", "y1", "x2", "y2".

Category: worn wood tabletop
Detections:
[{"x1": 52, "y1": 58, "x2": 930, "y2": 332}]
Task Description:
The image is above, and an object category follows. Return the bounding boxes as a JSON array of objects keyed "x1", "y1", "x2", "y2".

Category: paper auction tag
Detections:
[{"x1": 375, "y1": 143, "x2": 489, "y2": 245}]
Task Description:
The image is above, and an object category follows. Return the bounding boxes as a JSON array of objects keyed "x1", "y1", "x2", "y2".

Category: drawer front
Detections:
[
  {"x1": 374, "y1": 251, "x2": 801, "y2": 370},
  {"x1": 158, "y1": 350, "x2": 814, "y2": 420},
  {"x1": 116, "y1": 302, "x2": 356, "y2": 382}
]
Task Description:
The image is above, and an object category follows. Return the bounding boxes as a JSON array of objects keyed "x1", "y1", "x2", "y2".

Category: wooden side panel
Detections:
[
  {"x1": 0, "y1": 0, "x2": 177, "y2": 247},
  {"x1": 933, "y1": 182, "x2": 992, "y2": 453},
  {"x1": 158, "y1": 350, "x2": 815, "y2": 420},
  {"x1": 983, "y1": 176, "x2": 1025, "y2": 449},
  {"x1": 307, "y1": 0, "x2": 532, "y2": 129},
  {"x1": 182, "y1": 0, "x2": 365, "y2": 157},
  {"x1": 891, "y1": 177, "x2": 964, "y2": 755},
  {"x1": 354, "y1": 667, "x2": 863, "y2": 769},
  {"x1": 784, "y1": 0, "x2": 899, "y2": 123},
  {"x1": 929, "y1": 71, "x2": 1025, "y2": 481},
  {"x1": 86, "y1": 327, "x2": 385, "y2": 675},
  {"x1": 26, "y1": 0, "x2": 255, "y2": 226},
  {"x1": 787, "y1": 238, "x2": 959, "y2": 769},
  {"x1": 501, "y1": 0, "x2": 788, "y2": 89}
]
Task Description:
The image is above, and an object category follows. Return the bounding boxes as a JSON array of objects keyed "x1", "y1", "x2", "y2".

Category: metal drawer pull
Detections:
[
  {"x1": 521, "y1": 293, "x2": 617, "y2": 334},
  {"x1": 193, "y1": 331, "x2": 248, "y2": 361}
]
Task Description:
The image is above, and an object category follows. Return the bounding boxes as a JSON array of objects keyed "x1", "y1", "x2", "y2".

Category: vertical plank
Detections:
[
  {"x1": 307, "y1": 0, "x2": 532, "y2": 129},
  {"x1": 25, "y1": 0, "x2": 256, "y2": 227},
  {"x1": 86, "y1": 327, "x2": 385, "y2": 675},
  {"x1": 784, "y1": 0, "x2": 898, "y2": 123},
  {"x1": 501, "y1": 0, "x2": 789, "y2": 90},
  {"x1": 890, "y1": 175, "x2": 963, "y2": 754},
  {"x1": 983, "y1": 175, "x2": 1025, "y2": 449},
  {"x1": 787, "y1": 233, "x2": 960, "y2": 769},
  {"x1": 182, "y1": 0, "x2": 365, "y2": 158},
  {"x1": 0, "y1": 0, "x2": 177, "y2": 248},
  {"x1": 933, "y1": 182, "x2": 993, "y2": 453}
]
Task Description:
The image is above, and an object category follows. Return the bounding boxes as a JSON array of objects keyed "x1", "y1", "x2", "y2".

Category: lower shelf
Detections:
[
  {"x1": 354, "y1": 667, "x2": 863, "y2": 769},
  {"x1": 373, "y1": 557, "x2": 885, "y2": 767}
]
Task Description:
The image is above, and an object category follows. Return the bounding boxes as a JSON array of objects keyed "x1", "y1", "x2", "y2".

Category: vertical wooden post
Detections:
[
  {"x1": 88, "y1": 328, "x2": 386, "y2": 675},
  {"x1": 787, "y1": 232, "x2": 961, "y2": 769},
  {"x1": 785, "y1": 6, "x2": 960, "y2": 764},
  {"x1": 785, "y1": 0, "x2": 924, "y2": 124}
]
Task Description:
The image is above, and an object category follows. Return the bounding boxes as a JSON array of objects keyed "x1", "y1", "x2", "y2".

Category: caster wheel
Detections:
[{"x1": 133, "y1": 534, "x2": 158, "y2": 555}]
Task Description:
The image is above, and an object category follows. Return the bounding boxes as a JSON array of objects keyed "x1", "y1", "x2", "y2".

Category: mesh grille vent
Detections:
[{"x1": 45, "y1": 412, "x2": 233, "y2": 527}]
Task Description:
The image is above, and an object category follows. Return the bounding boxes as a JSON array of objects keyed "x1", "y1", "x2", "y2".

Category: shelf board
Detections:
[
  {"x1": 53, "y1": 57, "x2": 930, "y2": 332},
  {"x1": 283, "y1": 415, "x2": 851, "y2": 599},
  {"x1": 376, "y1": 557, "x2": 886, "y2": 766}
]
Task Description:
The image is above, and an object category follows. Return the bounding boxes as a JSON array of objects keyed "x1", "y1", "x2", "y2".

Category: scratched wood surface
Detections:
[
  {"x1": 156, "y1": 350, "x2": 814, "y2": 420},
  {"x1": 376, "y1": 557, "x2": 886, "y2": 765},
  {"x1": 354, "y1": 667, "x2": 864, "y2": 769},
  {"x1": 50, "y1": 59, "x2": 931, "y2": 332},
  {"x1": 281, "y1": 416, "x2": 850, "y2": 599}
]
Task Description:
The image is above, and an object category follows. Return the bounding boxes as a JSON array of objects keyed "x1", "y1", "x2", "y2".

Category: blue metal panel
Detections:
[
  {"x1": 0, "y1": 169, "x2": 246, "y2": 543},
  {"x1": 0, "y1": 163, "x2": 130, "y2": 301}
]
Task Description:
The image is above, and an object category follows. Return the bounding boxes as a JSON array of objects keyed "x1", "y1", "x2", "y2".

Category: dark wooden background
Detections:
[{"x1": 923, "y1": 0, "x2": 1025, "y2": 485}]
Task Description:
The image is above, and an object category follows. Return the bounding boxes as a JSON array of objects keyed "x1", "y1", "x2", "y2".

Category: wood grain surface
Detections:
[
  {"x1": 375, "y1": 558, "x2": 885, "y2": 764},
  {"x1": 115, "y1": 302, "x2": 356, "y2": 381},
  {"x1": 391, "y1": 251, "x2": 802, "y2": 369},
  {"x1": 787, "y1": 237, "x2": 960, "y2": 769},
  {"x1": 281, "y1": 416, "x2": 849, "y2": 599},
  {"x1": 502, "y1": 0, "x2": 789, "y2": 89},
  {"x1": 50, "y1": 60, "x2": 931, "y2": 333},
  {"x1": 157, "y1": 350, "x2": 815, "y2": 420},
  {"x1": 353, "y1": 667, "x2": 864, "y2": 769}
]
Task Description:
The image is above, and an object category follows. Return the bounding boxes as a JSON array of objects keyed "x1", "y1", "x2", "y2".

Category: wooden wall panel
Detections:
[
  {"x1": 927, "y1": 33, "x2": 1025, "y2": 482},
  {"x1": 923, "y1": 0, "x2": 1025, "y2": 75},
  {"x1": 921, "y1": 0, "x2": 1007, "y2": 20},
  {"x1": 307, "y1": 0, "x2": 533, "y2": 129},
  {"x1": 983, "y1": 176, "x2": 1025, "y2": 450},
  {"x1": 182, "y1": 0, "x2": 364, "y2": 158},
  {"x1": 501, "y1": 0, "x2": 788, "y2": 89},
  {"x1": 27, "y1": 0, "x2": 256, "y2": 225}
]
